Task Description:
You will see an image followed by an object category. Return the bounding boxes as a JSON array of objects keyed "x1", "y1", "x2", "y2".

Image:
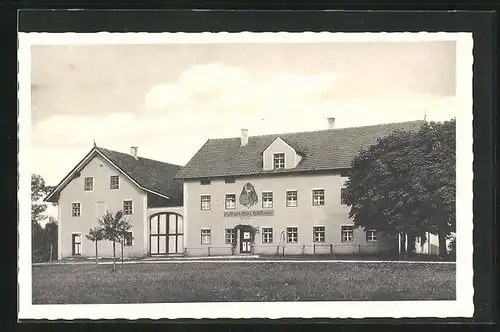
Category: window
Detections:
[
  {"x1": 366, "y1": 230, "x2": 378, "y2": 242},
  {"x1": 262, "y1": 228, "x2": 273, "y2": 243},
  {"x1": 415, "y1": 236, "x2": 422, "y2": 245},
  {"x1": 341, "y1": 188, "x2": 348, "y2": 205},
  {"x1": 224, "y1": 177, "x2": 235, "y2": 184},
  {"x1": 273, "y1": 153, "x2": 285, "y2": 169},
  {"x1": 200, "y1": 179, "x2": 211, "y2": 185},
  {"x1": 110, "y1": 175, "x2": 119, "y2": 190},
  {"x1": 123, "y1": 200, "x2": 133, "y2": 215},
  {"x1": 312, "y1": 189, "x2": 325, "y2": 206},
  {"x1": 341, "y1": 225, "x2": 354, "y2": 242},
  {"x1": 262, "y1": 192, "x2": 273, "y2": 208},
  {"x1": 286, "y1": 190, "x2": 298, "y2": 207},
  {"x1": 201, "y1": 229, "x2": 211, "y2": 244},
  {"x1": 225, "y1": 194, "x2": 236, "y2": 210},
  {"x1": 72, "y1": 203, "x2": 81, "y2": 217},
  {"x1": 84, "y1": 177, "x2": 94, "y2": 191},
  {"x1": 313, "y1": 226, "x2": 326, "y2": 243},
  {"x1": 201, "y1": 195, "x2": 211, "y2": 210},
  {"x1": 287, "y1": 227, "x2": 298, "y2": 243},
  {"x1": 124, "y1": 231, "x2": 133, "y2": 246},
  {"x1": 225, "y1": 229, "x2": 235, "y2": 244}
]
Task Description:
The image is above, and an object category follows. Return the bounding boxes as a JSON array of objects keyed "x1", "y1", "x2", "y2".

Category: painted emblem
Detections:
[{"x1": 239, "y1": 182, "x2": 259, "y2": 208}]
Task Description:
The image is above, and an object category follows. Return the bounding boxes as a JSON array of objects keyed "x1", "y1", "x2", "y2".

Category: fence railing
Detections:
[{"x1": 182, "y1": 243, "x2": 395, "y2": 257}]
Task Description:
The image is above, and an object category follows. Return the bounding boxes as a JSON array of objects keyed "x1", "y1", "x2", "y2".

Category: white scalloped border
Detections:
[{"x1": 18, "y1": 31, "x2": 474, "y2": 320}]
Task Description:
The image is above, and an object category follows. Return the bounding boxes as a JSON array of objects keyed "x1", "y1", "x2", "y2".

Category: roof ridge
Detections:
[
  {"x1": 97, "y1": 146, "x2": 182, "y2": 168},
  {"x1": 207, "y1": 120, "x2": 424, "y2": 141}
]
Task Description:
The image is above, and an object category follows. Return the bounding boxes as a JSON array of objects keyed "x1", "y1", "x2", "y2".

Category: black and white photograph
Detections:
[{"x1": 18, "y1": 31, "x2": 474, "y2": 319}]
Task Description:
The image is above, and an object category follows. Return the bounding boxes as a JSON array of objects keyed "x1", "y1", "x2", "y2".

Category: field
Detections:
[{"x1": 32, "y1": 261, "x2": 456, "y2": 304}]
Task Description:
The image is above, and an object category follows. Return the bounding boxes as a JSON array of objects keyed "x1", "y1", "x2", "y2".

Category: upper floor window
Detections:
[
  {"x1": 313, "y1": 226, "x2": 326, "y2": 243},
  {"x1": 273, "y1": 153, "x2": 285, "y2": 169},
  {"x1": 72, "y1": 202, "x2": 81, "y2": 217},
  {"x1": 225, "y1": 194, "x2": 236, "y2": 210},
  {"x1": 200, "y1": 179, "x2": 211, "y2": 186},
  {"x1": 341, "y1": 188, "x2": 348, "y2": 205},
  {"x1": 366, "y1": 230, "x2": 378, "y2": 242},
  {"x1": 110, "y1": 175, "x2": 119, "y2": 190},
  {"x1": 262, "y1": 192, "x2": 273, "y2": 208},
  {"x1": 124, "y1": 231, "x2": 133, "y2": 246},
  {"x1": 123, "y1": 200, "x2": 133, "y2": 215},
  {"x1": 201, "y1": 195, "x2": 211, "y2": 210},
  {"x1": 84, "y1": 177, "x2": 94, "y2": 191},
  {"x1": 286, "y1": 190, "x2": 298, "y2": 207},
  {"x1": 341, "y1": 225, "x2": 354, "y2": 242},
  {"x1": 224, "y1": 177, "x2": 235, "y2": 184},
  {"x1": 312, "y1": 189, "x2": 325, "y2": 206}
]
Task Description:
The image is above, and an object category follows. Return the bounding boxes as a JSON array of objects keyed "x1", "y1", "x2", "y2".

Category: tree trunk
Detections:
[
  {"x1": 121, "y1": 239, "x2": 124, "y2": 270},
  {"x1": 407, "y1": 233, "x2": 416, "y2": 257},
  {"x1": 399, "y1": 232, "x2": 407, "y2": 256},
  {"x1": 49, "y1": 243, "x2": 53, "y2": 264},
  {"x1": 438, "y1": 231, "x2": 447, "y2": 259},
  {"x1": 95, "y1": 241, "x2": 98, "y2": 265},
  {"x1": 112, "y1": 240, "x2": 116, "y2": 272}
]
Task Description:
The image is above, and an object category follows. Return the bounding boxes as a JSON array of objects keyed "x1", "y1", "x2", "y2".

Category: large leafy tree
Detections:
[
  {"x1": 342, "y1": 119, "x2": 456, "y2": 257},
  {"x1": 97, "y1": 210, "x2": 132, "y2": 271}
]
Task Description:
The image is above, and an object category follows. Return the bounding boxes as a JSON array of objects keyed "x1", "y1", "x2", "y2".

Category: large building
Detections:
[
  {"x1": 44, "y1": 119, "x2": 442, "y2": 260},
  {"x1": 174, "y1": 118, "x2": 435, "y2": 257},
  {"x1": 44, "y1": 146, "x2": 184, "y2": 259}
]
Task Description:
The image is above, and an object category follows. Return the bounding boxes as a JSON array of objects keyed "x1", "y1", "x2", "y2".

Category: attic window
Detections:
[
  {"x1": 200, "y1": 179, "x2": 211, "y2": 186},
  {"x1": 224, "y1": 177, "x2": 235, "y2": 184},
  {"x1": 273, "y1": 153, "x2": 285, "y2": 169}
]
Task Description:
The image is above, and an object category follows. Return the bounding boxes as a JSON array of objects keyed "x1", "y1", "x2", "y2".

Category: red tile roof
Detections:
[{"x1": 174, "y1": 120, "x2": 424, "y2": 180}]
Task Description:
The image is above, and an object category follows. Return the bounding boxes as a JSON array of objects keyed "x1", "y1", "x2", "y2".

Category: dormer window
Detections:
[{"x1": 273, "y1": 153, "x2": 285, "y2": 169}]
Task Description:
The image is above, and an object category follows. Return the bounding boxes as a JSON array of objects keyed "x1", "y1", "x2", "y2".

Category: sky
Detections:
[{"x1": 31, "y1": 41, "x2": 458, "y2": 219}]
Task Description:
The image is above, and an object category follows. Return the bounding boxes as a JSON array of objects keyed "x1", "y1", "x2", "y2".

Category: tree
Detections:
[
  {"x1": 86, "y1": 226, "x2": 105, "y2": 265},
  {"x1": 44, "y1": 217, "x2": 58, "y2": 262},
  {"x1": 31, "y1": 174, "x2": 50, "y2": 262},
  {"x1": 342, "y1": 119, "x2": 456, "y2": 258},
  {"x1": 97, "y1": 210, "x2": 132, "y2": 271}
]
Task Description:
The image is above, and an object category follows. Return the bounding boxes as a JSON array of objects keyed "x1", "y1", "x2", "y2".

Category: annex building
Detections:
[
  {"x1": 44, "y1": 146, "x2": 184, "y2": 259},
  {"x1": 175, "y1": 118, "x2": 439, "y2": 257}
]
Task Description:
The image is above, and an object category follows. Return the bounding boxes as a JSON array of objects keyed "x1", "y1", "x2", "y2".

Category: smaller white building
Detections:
[{"x1": 44, "y1": 145, "x2": 184, "y2": 259}]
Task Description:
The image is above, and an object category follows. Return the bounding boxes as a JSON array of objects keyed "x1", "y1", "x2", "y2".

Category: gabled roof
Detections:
[
  {"x1": 44, "y1": 146, "x2": 183, "y2": 203},
  {"x1": 175, "y1": 120, "x2": 424, "y2": 180}
]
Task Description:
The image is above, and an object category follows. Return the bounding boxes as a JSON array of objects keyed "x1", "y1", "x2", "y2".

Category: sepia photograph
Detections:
[{"x1": 18, "y1": 31, "x2": 474, "y2": 319}]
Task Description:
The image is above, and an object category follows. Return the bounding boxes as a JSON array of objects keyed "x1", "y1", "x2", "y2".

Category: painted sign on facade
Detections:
[
  {"x1": 239, "y1": 182, "x2": 258, "y2": 208},
  {"x1": 223, "y1": 210, "x2": 274, "y2": 217}
]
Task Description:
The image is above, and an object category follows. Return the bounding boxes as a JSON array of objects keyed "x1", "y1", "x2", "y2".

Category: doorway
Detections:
[
  {"x1": 240, "y1": 230, "x2": 252, "y2": 254},
  {"x1": 149, "y1": 212, "x2": 183, "y2": 255},
  {"x1": 72, "y1": 233, "x2": 81, "y2": 256}
]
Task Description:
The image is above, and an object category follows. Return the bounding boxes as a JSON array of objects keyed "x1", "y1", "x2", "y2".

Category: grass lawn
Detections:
[{"x1": 32, "y1": 261, "x2": 456, "y2": 304}]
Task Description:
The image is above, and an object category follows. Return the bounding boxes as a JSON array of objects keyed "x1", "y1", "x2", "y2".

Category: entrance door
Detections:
[
  {"x1": 150, "y1": 213, "x2": 183, "y2": 255},
  {"x1": 72, "y1": 233, "x2": 81, "y2": 256},
  {"x1": 240, "y1": 231, "x2": 252, "y2": 253}
]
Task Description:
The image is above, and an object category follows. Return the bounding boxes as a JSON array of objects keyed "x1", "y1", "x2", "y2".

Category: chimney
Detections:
[
  {"x1": 240, "y1": 129, "x2": 249, "y2": 147},
  {"x1": 327, "y1": 117, "x2": 336, "y2": 129},
  {"x1": 130, "y1": 146, "x2": 138, "y2": 159}
]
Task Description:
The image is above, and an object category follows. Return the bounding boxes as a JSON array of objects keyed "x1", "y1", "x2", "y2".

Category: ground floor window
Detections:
[
  {"x1": 341, "y1": 225, "x2": 354, "y2": 242},
  {"x1": 225, "y1": 228, "x2": 235, "y2": 244},
  {"x1": 366, "y1": 229, "x2": 378, "y2": 242},
  {"x1": 313, "y1": 226, "x2": 325, "y2": 243},
  {"x1": 262, "y1": 227, "x2": 273, "y2": 243},
  {"x1": 286, "y1": 227, "x2": 298, "y2": 243},
  {"x1": 201, "y1": 229, "x2": 211, "y2": 244},
  {"x1": 124, "y1": 231, "x2": 133, "y2": 246}
]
